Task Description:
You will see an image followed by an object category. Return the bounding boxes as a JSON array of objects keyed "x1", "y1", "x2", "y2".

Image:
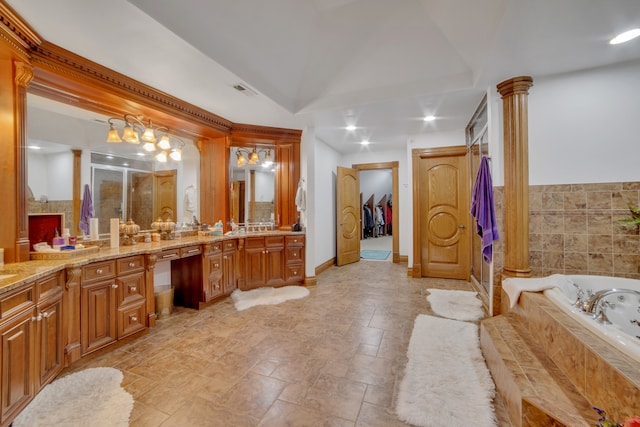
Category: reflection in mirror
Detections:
[
  {"x1": 26, "y1": 93, "x2": 200, "y2": 238},
  {"x1": 229, "y1": 146, "x2": 275, "y2": 225}
]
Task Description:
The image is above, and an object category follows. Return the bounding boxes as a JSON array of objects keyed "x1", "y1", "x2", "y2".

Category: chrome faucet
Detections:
[{"x1": 583, "y1": 288, "x2": 640, "y2": 314}]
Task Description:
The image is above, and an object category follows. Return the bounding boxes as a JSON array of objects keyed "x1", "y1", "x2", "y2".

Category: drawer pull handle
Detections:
[
  {"x1": 187, "y1": 249, "x2": 199, "y2": 253},
  {"x1": 223, "y1": 256, "x2": 228, "y2": 260},
  {"x1": 131, "y1": 286, "x2": 137, "y2": 292},
  {"x1": 214, "y1": 263, "x2": 219, "y2": 268},
  {"x1": 131, "y1": 316, "x2": 137, "y2": 322},
  {"x1": 293, "y1": 253, "x2": 297, "y2": 257},
  {"x1": 42, "y1": 311, "x2": 51, "y2": 318},
  {"x1": 293, "y1": 271, "x2": 298, "y2": 275},
  {"x1": 128, "y1": 262, "x2": 136, "y2": 268},
  {"x1": 294, "y1": 239, "x2": 298, "y2": 243},
  {"x1": 97, "y1": 269, "x2": 103, "y2": 274},
  {"x1": 32, "y1": 314, "x2": 42, "y2": 322},
  {"x1": 112, "y1": 284, "x2": 118, "y2": 289},
  {"x1": 162, "y1": 253, "x2": 177, "y2": 259}
]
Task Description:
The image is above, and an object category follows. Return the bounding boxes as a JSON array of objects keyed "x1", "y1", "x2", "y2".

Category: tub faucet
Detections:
[{"x1": 584, "y1": 288, "x2": 640, "y2": 314}]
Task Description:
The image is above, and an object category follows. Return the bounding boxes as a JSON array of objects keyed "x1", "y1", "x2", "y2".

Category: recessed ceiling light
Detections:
[
  {"x1": 346, "y1": 125, "x2": 356, "y2": 131},
  {"x1": 28, "y1": 145, "x2": 41, "y2": 150},
  {"x1": 360, "y1": 140, "x2": 370, "y2": 146},
  {"x1": 610, "y1": 28, "x2": 640, "y2": 45},
  {"x1": 423, "y1": 115, "x2": 436, "y2": 122}
]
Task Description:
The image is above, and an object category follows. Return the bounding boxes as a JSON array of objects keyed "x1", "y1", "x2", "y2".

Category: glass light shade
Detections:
[
  {"x1": 263, "y1": 150, "x2": 273, "y2": 166},
  {"x1": 169, "y1": 148, "x2": 182, "y2": 161},
  {"x1": 142, "y1": 142, "x2": 156, "y2": 152},
  {"x1": 248, "y1": 149, "x2": 259, "y2": 164},
  {"x1": 156, "y1": 151, "x2": 168, "y2": 162},
  {"x1": 157, "y1": 135, "x2": 171, "y2": 150},
  {"x1": 122, "y1": 125, "x2": 139, "y2": 144},
  {"x1": 141, "y1": 127, "x2": 157, "y2": 143},
  {"x1": 106, "y1": 124, "x2": 122, "y2": 143},
  {"x1": 237, "y1": 151, "x2": 247, "y2": 167}
]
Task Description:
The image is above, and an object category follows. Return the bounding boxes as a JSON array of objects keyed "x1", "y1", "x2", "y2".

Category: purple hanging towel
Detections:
[
  {"x1": 79, "y1": 184, "x2": 94, "y2": 235},
  {"x1": 470, "y1": 156, "x2": 499, "y2": 263}
]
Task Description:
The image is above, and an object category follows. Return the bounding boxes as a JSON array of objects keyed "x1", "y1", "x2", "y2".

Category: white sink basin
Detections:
[{"x1": 0, "y1": 274, "x2": 16, "y2": 281}]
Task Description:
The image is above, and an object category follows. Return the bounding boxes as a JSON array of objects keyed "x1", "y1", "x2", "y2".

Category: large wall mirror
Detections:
[
  {"x1": 228, "y1": 145, "x2": 275, "y2": 225},
  {"x1": 26, "y1": 93, "x2": 200, "y2": 237}
]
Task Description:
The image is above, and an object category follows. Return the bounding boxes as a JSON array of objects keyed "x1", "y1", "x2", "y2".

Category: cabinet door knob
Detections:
[
  {"x1": 131, "y1": 316, "x2": 137, "y2": 322},
  {"x1": 112, "y1": 284, "x2": 118, "y2": 289},
  {"x1": 97, "y1": 268, "x2": 103, "y2": 274},
  {"x1": 293, "y1": 253, "x2": 297, "y2": 257},
  {"x1": 42, "y1": 311, "x2": 51, "y2": 318},
  {"x1": 214, "y1": 263, "x2": 219, "y2": 268},
  {"x1": 129, "y1": 262, "x2": 135, "y2": 267},
  {"x1": 223, "y1": 256, "x2": 228, "y2": 260},
  {"x1": 131, "y1": 286, "x2": 137, "y2": 292}
]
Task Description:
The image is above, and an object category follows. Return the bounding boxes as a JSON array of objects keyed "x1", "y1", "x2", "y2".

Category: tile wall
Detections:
[{"x1": 492, "y1": 181, "x2": 640, "y2": 314}]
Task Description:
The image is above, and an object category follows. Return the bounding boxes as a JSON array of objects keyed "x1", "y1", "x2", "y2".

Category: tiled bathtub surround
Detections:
[{"x1": 491, "y1": 182, "x2": 640, "y2": 315}]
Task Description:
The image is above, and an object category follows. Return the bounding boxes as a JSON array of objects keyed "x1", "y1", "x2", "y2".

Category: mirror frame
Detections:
[{"x1": 2, "y1": 31, "x2": 301, "y2": 261}]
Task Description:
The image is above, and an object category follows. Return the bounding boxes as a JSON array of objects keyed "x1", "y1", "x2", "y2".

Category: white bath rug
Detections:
[
  {"x1": 396, "y1": 314, "x2": 497, "y2": 427},
  {"x1": 426, "y1": 288, "x2": 484, "y2": 321},
  {"x1": 13, "y1": 367, "x2": 133, "y2": 427},
  {"x1": 231, "y1": 285, "x2": 310, "y2": 311}
]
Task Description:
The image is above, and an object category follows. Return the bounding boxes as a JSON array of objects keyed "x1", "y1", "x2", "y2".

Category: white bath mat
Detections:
[
  {"x1": 426, "y1": 288, "x2": 484, "y2": 321},
  {"x1": 13, "y1": 367, "x2": 133, "y2": 427},
  {"x1": 231, "y1": 285, "x2": 309, "y2": 311},
  {"x1": 396, "y1": 314, "x2": 497, "y2": 427}
]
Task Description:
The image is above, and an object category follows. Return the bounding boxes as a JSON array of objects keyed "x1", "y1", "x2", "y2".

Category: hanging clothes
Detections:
[
  {"x1": 470, "y1": 156, "x2": 499, "y2": 263},
  {"x1": 386, "y1": 199, "x2": 392, "y2": 235},
  {"x1": 362, "y1": 205, "x2": 373, "y2": 238}
]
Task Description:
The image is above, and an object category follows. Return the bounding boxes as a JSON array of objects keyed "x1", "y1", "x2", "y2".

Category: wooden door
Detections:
[
  {"x1": 81, "y1": 280, "x2": 117, "y2": 354},
  {"x1": 37, "y1": 296, "x2": 63, "y2": 390},
  {"x1": 0, "y1": 309, "x2": 35, "y2": 424},
  {"x1": 222, "y1": 251, "x2": 236, "y2": 295},
  {"x1": 153, "y1": 170, "x2": 177, "y2": 221},
  {"x1": 205, "y1": 253, "x2": 223, "y2": 301},
  {"x1": 265, "y1": 236, "x2": 285, "y2": 286},
  {"x1": 418, "y1": 152, "x2": 470, "y2": 279},
  {"x1": 336, "y1": 167, "x2": 360, "y2": 266},
  {"x1": 244, "y1": 237, "x2": 266, "y2": 290}
]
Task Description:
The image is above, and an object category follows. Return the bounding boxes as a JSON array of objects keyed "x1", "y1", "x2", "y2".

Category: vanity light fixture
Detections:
[
  {"x1": 106, "y1": 113, "x2": 184, "y2": 161},
  {"x1": 235, "y1": 147, "x2": 275, "y2": 168}
]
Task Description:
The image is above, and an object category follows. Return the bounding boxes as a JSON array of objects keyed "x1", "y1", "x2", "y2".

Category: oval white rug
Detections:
[{"x1": 13, "y1": 367, "x2": 134, "y2": 427}]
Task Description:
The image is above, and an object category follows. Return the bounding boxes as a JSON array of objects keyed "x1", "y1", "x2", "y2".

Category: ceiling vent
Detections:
[{"x1": 232, "y1": 83, "x2": 258, "y2": 97}]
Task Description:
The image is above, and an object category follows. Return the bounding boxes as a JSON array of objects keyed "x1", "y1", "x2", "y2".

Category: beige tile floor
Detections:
[{"x1": 61, "y1": 260, "x2": 511, "y2": 426}]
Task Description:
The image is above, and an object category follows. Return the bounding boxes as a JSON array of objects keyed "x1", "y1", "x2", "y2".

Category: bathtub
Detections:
[{"x1": 543, "y1": 275, "x2": 640, "y2": 363}]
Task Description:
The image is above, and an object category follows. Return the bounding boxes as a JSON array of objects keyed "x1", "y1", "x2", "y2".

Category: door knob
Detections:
[{"x1": 458, "y1": 225, "x2": 465, "y2": 229}]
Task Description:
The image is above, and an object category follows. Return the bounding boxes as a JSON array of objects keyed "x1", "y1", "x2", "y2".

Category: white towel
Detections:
[
  {"x1": 295, "y1": 185, "x2": 306, "y2": 211},
  {"x1": 503, "y1": 274, "x2": 572, "y2": 309}
]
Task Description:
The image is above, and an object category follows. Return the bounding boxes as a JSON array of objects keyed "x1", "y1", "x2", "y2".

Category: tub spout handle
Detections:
[{"x1": 593, "y1": 300, "x2": 611, "y2": 324}]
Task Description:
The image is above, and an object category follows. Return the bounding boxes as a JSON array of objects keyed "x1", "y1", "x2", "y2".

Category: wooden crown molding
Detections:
[
  {"x1": 231, "y1": 123, "x2": 303, "y2": 145},
  {"x1": 0, "y1": 2, "x2": 41, "y2": 57}
]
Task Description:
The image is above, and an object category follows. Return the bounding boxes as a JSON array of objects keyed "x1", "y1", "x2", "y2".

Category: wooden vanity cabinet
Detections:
[
  {"x1": 81, "y1": 256, "x2": 146, "y2": 356},
  {"x1": 203, "y1": 242, "x2": 224, "y2": 302},
  {"x1": 285, "y1": 235, "x2": 305, "y2": 283},
  {"x1": 222, "y1": 240, "x2": 237, "y2": 295},
  {"x1": 243, "y1": 236, "x2": 286, "y2": 290},
  {"x1": 0, "y1": 270, "x2": 64, "y2": 427}
]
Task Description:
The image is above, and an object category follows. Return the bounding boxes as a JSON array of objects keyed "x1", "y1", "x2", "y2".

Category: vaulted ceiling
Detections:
[{"x1": 7, "y1": 0, "x2": 640, "y2": 153}]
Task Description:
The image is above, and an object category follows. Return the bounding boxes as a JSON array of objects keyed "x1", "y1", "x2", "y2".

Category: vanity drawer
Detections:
[
  {"x1": 286, "y1": 246, "x2": 304, "y2": 263},
  {"x1": 223, "y1": 240, "x2": 237, "y2": 252},
  {"x1": 0, "y1": 283, "x2": 36, "y2": 321},
  {"x1": 82, "y1": 260, "x2": 116, "y2": 284},
  {"x1": 36, "y1": 270, "x2": 64, "y2": 302},
  {"x1": 116, "y1": 271, "x2": 145, "y2": 306},
  {"x1": 285, "y1": 264, "x2": 304, "y2": 282},
  {"x1": 180, "y1": 245, "x2": 202, "y2": 258},
  {"x1": 286, "y1": 235, "x2": 304, "y2": 247},
  {"x1": 157, "y1": 248, "x2": 180, "y2": 261},
  {"x1": 117, "y1": 255, "x2": 145, "y2": 275}
]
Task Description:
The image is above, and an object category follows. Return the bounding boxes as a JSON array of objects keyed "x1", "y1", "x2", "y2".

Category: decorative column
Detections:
[{"x1": 497, "y1": 76, "x2": 533, "y2": 278}]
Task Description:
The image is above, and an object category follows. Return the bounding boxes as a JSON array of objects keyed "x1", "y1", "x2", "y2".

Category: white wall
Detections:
[
  {"x1": 360, "y1": 169, "x2": 392, "y2": 207},
  {"x1": 28, "y1": 150, "x2": 73, "y2": 201},
  {"x1": 312, "y1": 137, "x2": 341, "y2": 268},
  {"x1": 528, "y1": 60, "x2": 640, "y2": 185}
]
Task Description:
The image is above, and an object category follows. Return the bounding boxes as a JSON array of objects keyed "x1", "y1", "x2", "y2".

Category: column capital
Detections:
[{"x1": 497, "y1": 76, "x2": 533, "y2": 97}]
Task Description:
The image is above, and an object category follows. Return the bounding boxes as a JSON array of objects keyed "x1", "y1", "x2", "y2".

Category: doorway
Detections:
[
  {"x1": 411, "y1": 146, "x2": 470, "y2": 279},
  {"x1": 336, "y1": 161, "x2": 400, "y2": 265}
]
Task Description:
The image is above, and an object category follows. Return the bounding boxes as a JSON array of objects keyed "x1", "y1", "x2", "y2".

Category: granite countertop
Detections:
[{"x1": 0, "y1": 231, "x2": 305, "y2": 295}]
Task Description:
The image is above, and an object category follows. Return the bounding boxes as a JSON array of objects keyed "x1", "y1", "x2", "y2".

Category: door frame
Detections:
[
  {"x1": 352, "y1": 161, "x2": 400, "y2": 263},
  {"x1": 411, "y1": 146, "x2": 469, "y2": 277}
]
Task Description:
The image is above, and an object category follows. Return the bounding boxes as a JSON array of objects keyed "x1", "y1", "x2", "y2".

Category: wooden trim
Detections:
[
  {"x1": 352, "y1": 161, "x2": 400, "y2": 263},
  {"x1": 397, "y1": 255, "x2": 408, "y2": 264},
  {"x1": 72, "y1": 149, "x2": 81, "y2": 236},
  {"x1": 315, "y1": 258, "x2": 335, "y2": 276},
  {"x1": 304, "y1": 276, "x2": 317, "y2": 286},
  {"x1": 0, "y1": 2, "x2": 41, "y2": 55}
]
